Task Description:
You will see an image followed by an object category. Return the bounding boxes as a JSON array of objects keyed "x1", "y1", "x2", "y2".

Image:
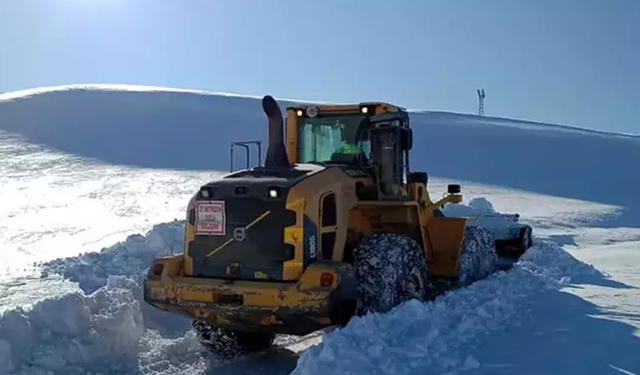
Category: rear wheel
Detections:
[
  {"x1": 458, "y1": 225, "x2": 498, "y2": 287},
  {"x1": 192, "y1": 320, "x2": 275, "y2": 359},
  {"x1": 352, "y1": 233, "x2": 428, "y2": 315}
]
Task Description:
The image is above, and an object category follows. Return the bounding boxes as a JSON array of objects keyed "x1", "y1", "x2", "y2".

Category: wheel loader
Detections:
[{"x1": 143, "y1": 95, "x2": 533, "y2": 357}]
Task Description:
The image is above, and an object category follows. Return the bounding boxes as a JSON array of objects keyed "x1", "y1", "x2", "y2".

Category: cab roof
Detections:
[{"x1": 286, "y1": 102, "x2": 406, "y2": 114}]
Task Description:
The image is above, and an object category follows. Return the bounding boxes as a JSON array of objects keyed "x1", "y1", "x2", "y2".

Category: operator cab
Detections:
[{"x1": 286, "y1": 102, "x2": 414, "y2": 200}]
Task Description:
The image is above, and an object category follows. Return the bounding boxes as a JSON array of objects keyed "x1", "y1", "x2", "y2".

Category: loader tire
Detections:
[
  {"x1": 352, "y1": 233, "x2": 428, "y2": 315},
  {"x1": 192, "y1": 320, "x2": 275, "y2": 359},
  {"x1": 458, "y1": 225, "x2": 498, "y2": 287}
]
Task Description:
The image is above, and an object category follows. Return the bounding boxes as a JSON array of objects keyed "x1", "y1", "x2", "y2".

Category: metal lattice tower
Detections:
[{"x1": 477, "y1": 89, "x2": 486, "y2": 116}]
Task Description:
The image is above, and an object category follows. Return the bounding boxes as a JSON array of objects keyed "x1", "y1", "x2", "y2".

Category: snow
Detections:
[
  {"x1": 441, "y1": 197, "x2": 526, "y2": 240},
  {"x1": 3, "y1": 215, "x2": 617, "y2": 375},
  {"x1": 0, "y1": 276, "x2": 144, "y2": 374},
  {"x1": 0, "y1": 131, "x2": 224, "y2": 279},
  {"x1": 0, "y1": 223, "x2": 315, "y2": 374},
  {"x1": 1, "y1": 84, "x2": 639, "y2": 375},
  {"x1": 39, "y1": 222, "x2": 184, "y2": 294},
  {"x1": 290, "y1": 240, "x2": 604, "y2": 375}
]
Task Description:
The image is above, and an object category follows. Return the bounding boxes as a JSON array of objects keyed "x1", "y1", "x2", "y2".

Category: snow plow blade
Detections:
[
  {"x1": 442, "y1": 201, "x2": 533, "y2": 269},
  {"x1": 143, "y1": 254, "x2": 358, "y2": 335}
]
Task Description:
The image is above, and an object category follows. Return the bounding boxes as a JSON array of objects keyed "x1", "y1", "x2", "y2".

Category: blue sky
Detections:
[{"x1": 1, "y1": 0, "x2": 639, "y2": 134}]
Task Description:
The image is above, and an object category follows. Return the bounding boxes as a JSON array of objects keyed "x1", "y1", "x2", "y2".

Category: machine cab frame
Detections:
[{"x1": 285, "y1": 102, "x2": 414, "y2": 199}]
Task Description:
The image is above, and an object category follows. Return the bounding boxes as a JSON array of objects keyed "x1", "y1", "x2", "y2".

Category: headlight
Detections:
[
  {"x1": 268, "y1": 187, "x2": 281, "y2": 198},
  {"x1": 200, "y1": 187, "x2": 210, "y2": 198}
]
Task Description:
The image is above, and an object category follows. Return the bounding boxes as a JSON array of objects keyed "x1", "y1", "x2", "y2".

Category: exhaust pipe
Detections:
[{"x1": 262, "y1": 95, "x2": 291, "y2": 169}]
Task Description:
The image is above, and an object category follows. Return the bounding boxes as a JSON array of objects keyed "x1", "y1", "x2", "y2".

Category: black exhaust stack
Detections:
[{"x1": 262, "y1": 95, "x2": 291, "y2": 169}]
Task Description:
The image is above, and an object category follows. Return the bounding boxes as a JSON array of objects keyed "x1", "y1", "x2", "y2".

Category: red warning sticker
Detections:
[{"x1": 195, "y1": 201, "x2": 226, "y2": 236}]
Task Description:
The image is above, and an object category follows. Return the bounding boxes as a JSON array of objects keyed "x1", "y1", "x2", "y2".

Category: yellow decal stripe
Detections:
[
  {"x1": 205, "y1": 210, "x2": 271, "y2": 258},
  {"x1": 205, "y1": 238, "x2": 234, "y2": 258},
  {"x1": 245, "y1": 210, "x2": 272, "y2": 229}
]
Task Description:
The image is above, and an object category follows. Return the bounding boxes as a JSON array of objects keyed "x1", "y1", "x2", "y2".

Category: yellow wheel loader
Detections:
[{"x1": 143, "y1": 95, "x2": 533, "y2": 358}]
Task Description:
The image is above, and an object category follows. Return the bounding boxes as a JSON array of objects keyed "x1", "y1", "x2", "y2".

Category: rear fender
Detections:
[
  {"x1": 423, "y1": 216, "x2": 467, "y2": 277},
  {"x1": 147, "y1": 254, "x2": 184, "y2": 280}
]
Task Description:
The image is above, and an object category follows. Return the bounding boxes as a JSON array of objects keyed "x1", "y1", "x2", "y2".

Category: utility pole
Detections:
[{"x1": 477, "y1": 89, "x2": 485, "y2": 116}]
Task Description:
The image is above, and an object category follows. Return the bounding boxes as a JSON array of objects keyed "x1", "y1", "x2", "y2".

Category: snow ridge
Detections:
[
  {"x1": 291, "y1": 241, "x2": 602, "y2": 375},
  {"x1": 1, "y1": 222, "x2": 197, "y2": 375},
  {"x1": 39, "y1": 220, "x2": 194, "y2": 338},
  {"x1": 40, "y1": 221, "x2": 185, "y2": 294},
  {"x1": 1, "y1": 276, "x2": 144, "y2": 375}
]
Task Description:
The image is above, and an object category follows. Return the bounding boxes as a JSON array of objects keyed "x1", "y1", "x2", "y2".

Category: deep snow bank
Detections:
[
  {"x1": 40, "y1": 221, "x2": 185, "y2": 294},
  {"x1": 0, "y1": 222, "x2": 198, "y2": 375},
  {"x1": 0, "y1": 276, "x2": 145, "y2": 374},
  {"x1": 39, "y1": 220, "x2": 194, "y2": 338},
  {"x1": 1, "y1": 84, "x2": 638, "y2": 227},
  {"x1": 0, "y1": 196, "x2": 607, "y2": 375},
  {"x1": 0, "y1": 275, "x2": 210, "y2": 375},
  {"x1": 291, "y1": 241, "x2": 603, "y2": 375}
]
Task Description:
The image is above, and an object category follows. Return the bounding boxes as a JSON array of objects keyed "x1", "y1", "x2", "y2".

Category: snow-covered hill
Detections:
[
  {"x1": 2, "y1": 84, "x2": 638, "y2": 226},
  {"x1": 1, "y1": 85, "x2": 639, "y2": 375}
]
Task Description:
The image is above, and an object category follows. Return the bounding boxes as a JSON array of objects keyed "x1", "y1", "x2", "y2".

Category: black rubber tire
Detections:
[
  {"x1": 352, "y1": 233, "x2": 429, "y2": 315},
  {"x1": 458, "y1": 225, "x2": 499, "y2": 287},
  {"x1": 192, "y1": 320, "x2": 275, "y2": 359}
]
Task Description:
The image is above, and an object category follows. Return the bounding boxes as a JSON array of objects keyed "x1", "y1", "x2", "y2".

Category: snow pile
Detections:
[
  {"x1": 442, "y1": 197, "x2": 527, "y2": 240},
  {"x1": 441, "y1": 197, "x2": 497, "y2": 217},
  {"x1": 39, "y1": 220, "x2": 193, "y2": 339},
  {"x1": 517, "y1": 238, "x2": 602, "y2": 280},
  {"x1": 291, "y1": 240, "x2": 602, "y2": 375},
  {"x1": 0, "y1": 276, "x2": 145, "y2": 375},
  {"x1": 40, "y1": 221, "x2": 185, "y2": 294},
  {"x1": 0, "y1": 222, "x2": 203, "y2": 375}
]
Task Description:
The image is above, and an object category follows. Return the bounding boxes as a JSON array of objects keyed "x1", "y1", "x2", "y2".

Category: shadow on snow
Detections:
[{"x1": 467, "y1": 287, "x2": 640, "y2": 375}]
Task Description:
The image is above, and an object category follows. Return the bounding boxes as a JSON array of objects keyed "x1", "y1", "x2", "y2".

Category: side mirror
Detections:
[{"x1": 447, "y1": 184, "x2": 461, "y2": 194}]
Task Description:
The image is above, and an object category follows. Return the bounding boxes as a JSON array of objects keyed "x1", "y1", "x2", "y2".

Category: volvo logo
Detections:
[{"x1": 233, "y1": 227, "x2": 246, "y2": 242}]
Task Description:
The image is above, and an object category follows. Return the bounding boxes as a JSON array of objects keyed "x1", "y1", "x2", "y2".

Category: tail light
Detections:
[
  {"x1": 320, "y1": 272, "x2": 334, "y2": 287},
  {"x1": 151, "y1": 263, "x2": 164, "y2": 277},
  {"x1": 283, "y1": 244, "x2": 295, "y2": 261}
]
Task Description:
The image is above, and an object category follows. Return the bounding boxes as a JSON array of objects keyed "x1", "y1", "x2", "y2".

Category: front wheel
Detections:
[
  {"x1": 458, "y1": 225, "x2": 498, "y2": 287},
  {"x1": 352, "y1": 233, "x2": 429, "y2": 315}
]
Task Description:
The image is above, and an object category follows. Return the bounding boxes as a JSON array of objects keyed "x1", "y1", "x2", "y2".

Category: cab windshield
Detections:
[{"x1": 298, "y1": 114, "x2": 371, "y2": 164}]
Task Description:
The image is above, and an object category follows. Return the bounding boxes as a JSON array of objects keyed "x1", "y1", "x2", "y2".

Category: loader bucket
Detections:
[{"x1": 424, "y1": 216, "x2": 467, "y2": 277}]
